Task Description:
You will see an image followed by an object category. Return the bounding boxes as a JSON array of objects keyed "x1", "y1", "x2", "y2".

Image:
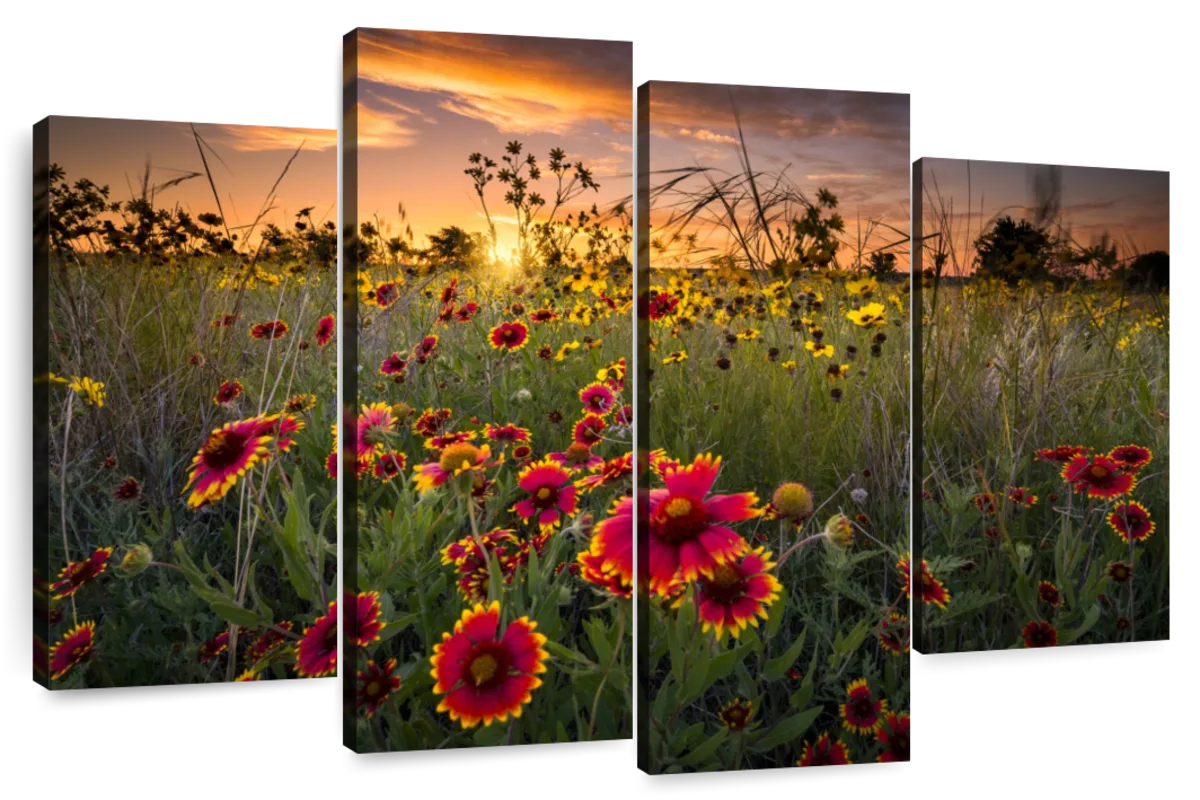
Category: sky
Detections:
[
  {"x1": 47, "y1": 116, "x2": 336, "y2": 246},
  {"x1": 349, "y1": 29, "x2": 633, "y2": 261},
  {"x1": 920, "y1": 158, "x2": 1169, "y2": 274},
  {"x1": 647, "y1": 81, "x2": 910, "y2": 270}
]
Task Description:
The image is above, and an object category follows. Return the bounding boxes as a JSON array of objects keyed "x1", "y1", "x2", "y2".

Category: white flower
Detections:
[
  {"x1": 850, "y1": 488, "x2": 868, "y2": 504},
  {"x1": 513, "y1": 388, "x2": 533, "y2": 403}
]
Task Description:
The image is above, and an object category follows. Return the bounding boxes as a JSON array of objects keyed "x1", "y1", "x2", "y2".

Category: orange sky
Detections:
[
  {"x1": 647, "y1": 81, "x2": 910, "y2": 271},
  {"x1": 920, "y1": 158, "x2": 1169, "y2": 275},
  {"x1": 46, "y1": 116, "x2": 336, "y2": 248},
  {"x1": 348, "y1": 29, "x2": 632, "y2": 261}
]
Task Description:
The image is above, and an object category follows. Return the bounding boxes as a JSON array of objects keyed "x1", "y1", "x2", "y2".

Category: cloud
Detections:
[
  {"x1": 207, "y1": 125, "x2": 337, "y2": 152},
  {"x1": 648, "y1": 81, "x2": 909, "y2": 145},
  {"x1": 356, "y1": 100, "x2": 422, "y2": 149},
  {"x1": 353, "y1": 29, "x2": 631, "y2": 137},
  {"x1": 679, "y1": 127, "x2": 738, "y2": 145}
]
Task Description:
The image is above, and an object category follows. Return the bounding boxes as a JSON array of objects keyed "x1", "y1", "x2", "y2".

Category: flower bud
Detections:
[
  {"x1": 824, "y1": 513, "x2": 854, "y2": 550},
  {"x1": 119, "y1": 543, "x2": 153, "y2": 577}
]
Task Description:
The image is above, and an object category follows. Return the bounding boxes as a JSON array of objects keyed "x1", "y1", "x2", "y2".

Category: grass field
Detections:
[
  {"x1": 347, "y1": 177, "x2": 634, "y2": 748},
  {"x1": 918, "y1": 276, "x2": 1169, "y2": 650},
  {"x1": 41, "y1": 158, "x2": 337, "y2": 687}
]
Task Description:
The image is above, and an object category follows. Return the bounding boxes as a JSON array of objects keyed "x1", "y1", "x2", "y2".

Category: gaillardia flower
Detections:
[
  {"x1": 718, "y1": 699, "x2": 753, "y2": 732},
  {"x1": 1061, "y1": 454, "x2": 1136, "y2": 499},
  {"x1": 878, "y1": 612, "x2": 909, "y2": 656},
  {"x1": 296, "y1": 600, "x2": 338, "y2": 678},
  {"x1": 578, "y1": 496, "x2": 633, "y2": 598},
  {"x1": 413, "y1": 442, "x2": 500, "y2": 495},
  {"x1": 512, "y1": 459, "x2": 578, "y2": 529},
  {"x1": 250, "y1": 320, "x2": 289, "y2": 340},
  {"x1": 797, "y1": 733, "x2": 853, "y2": 767},
  {"x1": 430, "y1": 601, "x2": 548, "y2": 728},
  {"x1": 198, "y1": 630, "x2": 230, "y2": 663},
  {"x1": 314, "y1": 313, "x2": 335, "y2": 348},
  {"x1": 902, "y1": 554, "x2": 945, "y2": 609},
  {"x1": 348, "y1": 591, "x2": 386, "y2": 647},
  {"x1": 488, "y1": 321, "x2": 529, "y2": 352},
  {"x1": 1037, "y1": 580, "x2": 1061, "y2": 608},
  {"x1": 1035, "y1": 444, "x2": 1090, "y2": 464},
  {"x1": 213, "y1": 378, "x2": 243, "y2": 405},
  {"x1": 578, "y1": 382, "x2": 617, "y2": 415},
  {"x1": 840, "y1": 677, "x2": 887, "y2": 734},
  {"x1": 1022, "y1": 620, "x2": 1057, "y2": 647},
  {"x1": 50, "y1": 621, "x2": 96, "y2": 680},
  {"x1": 111, "y1": 476, "x2": 140, "y2": 501},
  {"x1": 1108, "y1": 501, "x2": 1155, "y2": 542},
  {"x1": 51, "y1": 546, "x2": 113, "y2": 599},
  {"x1": 694, "y1": 548, "x2": 782, "y2": 639},
  {"x1": 768, "y1": 481, "x2": 813, "y2": 524},
  {"x1": 647, "y1": 454, "x2": 758, "y2": 595},
  {"x1": 1106, "y1": 561, "x2": 1133, "y2": 584},
  {"x1": 357, "y1": 658, "x2": 401, "y2": 719},
  {"x1": 183, "y1": 416, "x2": 274, "y2": 508},
  {"x1": 876, "y1": 711, "x2": 911, "y2": 762},
  {"x1": 1108, "y1": 444, "x2": 1152, "y2": 472}
]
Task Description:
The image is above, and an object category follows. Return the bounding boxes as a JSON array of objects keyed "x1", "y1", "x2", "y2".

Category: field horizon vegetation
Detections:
[
  {"x1": 347, "y1": 134, "x2": 634, "y2": 749},
  {"x1": 916, "y1": 159, "x2": 1169, "y2": 653},
  {"x1": 640, "y1": 93, "x2": 913, "y2": 772},
  {"x1": 38, "y1": 120, "x2": 338, "y2": 687}
]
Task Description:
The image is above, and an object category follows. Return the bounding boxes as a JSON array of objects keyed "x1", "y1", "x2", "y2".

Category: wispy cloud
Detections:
[
  {"x1": 357, "y1": 101, "x2": 419, "y2": 149},
  {"x1": 355, "y1": 29, "x2": 631, "y2": 136},
  {"x1": 209, "y1": 125, "x2": 337, "y2": 152}
]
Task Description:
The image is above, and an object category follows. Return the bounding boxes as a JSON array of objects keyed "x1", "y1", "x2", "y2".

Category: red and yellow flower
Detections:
[
  {"x1": 1107, "y1": 500, "x2": 1155, "y2": 542},
  {"x1": 1021, "y1": 620, "x2": 1057, "y2": 647},
  {"x1": 1107, "y1": 444, "x2": 1152, "y2": 472},
  {"x1": 693, "y1": 548, "x2": 781, "y2": 639},
  {"x1": 198, "y1": 630, "x2": 230, "y2": 663},
  {"x1": 1037, "y1": 580, "x2": 1061, "y2": 608},
  {"x1": 357, "y1": 658, "x2": 401, "y2": 718},
  {"x1": 373, "y1": 453, "x2": 406, "y2": 482},
  {"x1": 250, "y1": 320, "x2": 289, "y2": 340},
  {"x1": 314, "y1": 313, "x2": 335, "y2": 348},
  {"x1": 296, "y1": 601, "x2": 338, "y2": 678},
  {"x1": 483, "y1": 422, "x2": 532, "y2": 444},
  {"x1": 488, "y1": 321, "x2": 529, "y2": 352},
  {"x1": 112, "y1": 476, "x2": 141, "y2": 501},
  {"x1": 575, "y1": 452, "x2": 634, "y2": 494},
  {"x1": 900, "y1": 555, "x2": 950, "y2": 609},
  {"x1": 1061, "y1": 453, "x2": 1136, "y2": 499},
  {"x1": 718, "y1": 698, "x2": 753, "y2": 732},
  {"x1": 413, "y1": 442, "x2": 501, "y2": 495},
  {"x1": 647, "y1": 454, "x2": 758, "y2": 595},
  {"x1": 183, "y1": 416, "x2": 274, "y2": 508},
  {"x1": 213, "y1": 378, "x2": 243, "y2": 405},
  {"x1": 578, "y1": 382, "x2": 617, "y2": 416},
  {"x1": 876, "y1": 711, "x2": 911, "y2": 762},
  {"x1": 430, "y1": 601, "x2": 548, "y2": 728},
  {"x1": 1007, "y1": 486, "x2": 1037, "y2": 507},
  {"x1": 51, "y1": 546, "x2": 113, "y2": 599},
  {"x1": 578, "y1": 496, "x2": 633, "y2": 598},
  {"x1": 50, "y1": 621, "x2": 96, "y2": 680},
  {"x1": 512, "y1": 459, "x2": 578, "y2": 529},
  {"x1": 840, "y1": 677, "x2": 888, "y2": 734},
  {"x1": 1035, "y1": 444, "x2": 1090, "y2": 463},
  {"x1": 797, "y1": 733, "x2": 853, "y2": 767},
  {"x1": 348, "y1": 591, "x2": 386, "y2": 647},
  {"x1": 878, "y1": 612, "x2": 910, "y2": 656}
]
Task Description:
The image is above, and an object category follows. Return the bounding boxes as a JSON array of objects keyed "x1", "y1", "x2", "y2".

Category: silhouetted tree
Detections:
[
  {"x1": 1126, "y1": 250, "x2": 1169, "y2": 290},
  {"x1": 974, "y1": 215, "x2": 1053, "y2": 282}
]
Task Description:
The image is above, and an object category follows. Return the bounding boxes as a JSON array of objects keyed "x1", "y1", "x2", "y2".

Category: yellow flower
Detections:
[
  {"x1": 845, "y1": 277, "x2": 878, "y2": 297},
  {"x1": 781, "y1": 360, "x2": 797, "y2": 371},
  {"x1": 805, "y1": 341, "x2": 834, "y2": 358},
  {"x1": 845, "y1": 302, "x2": 888, "y2": 327},
  {"x1": 554, "y1": 341, "x2": 581, "y2": 362},
  {"x1": 68, "y1": 376, "x2": 106, "y2": 407},
  {"x1": 662, "y1": 351, "x2": 688, "y2": 364},
  {"x1": 737, "y1": 328, "x2": 761, "y2": 341}
]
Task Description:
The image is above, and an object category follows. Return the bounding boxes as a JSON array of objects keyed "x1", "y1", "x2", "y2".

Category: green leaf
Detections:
[
  {"x1": 473, "y1": 722, "x2": 508, "y2": 746},
  {"x1": 764, "y1": 627, "x2": 807, "y2": 680},
  {"x1": 765, "y1": 591, "x2": 787, "y2": 639},
  {"x1": 678, "y1": 727, "x2": 728, "y2": 766},
  {"x1": 210, "y1": 601, "x2": 262, "y2": 629},
  {"x1": 789, "y1": 673, "x2": 814, "y2": 709},
  {"x1": 585, "y1": 617, "x2": 613, "y2": 667},
  {"x1": 752, "y1": 706, "x2": 822, "y2": 751},
  {"x1": 677, "y1": 642, "x2": 711, "y2": 707},
  {"x1": 1060, "y1": 604, "x2": 1101, "y2": 645}
]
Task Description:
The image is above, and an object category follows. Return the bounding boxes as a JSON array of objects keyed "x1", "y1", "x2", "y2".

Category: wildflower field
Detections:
[
  {"x1": 639, "y1": 154, "x2": 912, "y2": 768},
  {"x1": 39, "y1": 142, "x2": 338, "y2": 687},
  {"x1": 347, "y1": 141, "x2": 634, "y2": 749},
  {"x1": 918, "y1": 275, "x2": 1169, "y2": 651}
]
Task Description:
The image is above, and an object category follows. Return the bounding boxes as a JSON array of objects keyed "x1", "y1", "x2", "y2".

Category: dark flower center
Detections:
[
  {"x1": 322, "y1": 621, "x2": 338, "y2": 652},
  {"x1": 532, "y1": 484, "x2": 559, "y2": 509},
  {"x1": 653, "y1": 494, "x2": 709, "y2": 545},
  {"x1": 850, "y1": 696, "x2": 875, "y2": 720},
  {"x1": 891, "y1": 733, "x2": 910, "y2": 759},
  {"x1": 703, "y1": 563, "x2": 746, "y2": 604},
  {"x1": 201, "y1": 431, "x2": 250, "y2": 471},
  {"x1": 463, "y1": 642, "x2": 511, "y2": 691}
]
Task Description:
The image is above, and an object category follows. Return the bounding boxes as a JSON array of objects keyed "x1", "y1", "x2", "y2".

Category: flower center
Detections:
[
  {"x1": 463, "y1": 643, "x2": 511, "y2": 691},
  {"x1": 565, "y1": 442, "x2": 593, "y2": 464},
  {"x1": 323, "y1": 623, "x2": 338, "y2": 652},
  {"x1": 703, "y1": 563, "x2": 746, "y2": 603},
  {"x1": 201, "y1": 431, "x2": 250, "y2": 470},
  {"x1": 653, "y1": 494, "x2": 709, "y2": 545},
  {"x1": 1089, "y1": 465, "x2": 1110, "y2": 480},
  {"x1": 439, "y1": 444, "x2": 481, "y2": 474},
  {"x1": 366, "y1": 681, "x2": 381, "y2": 697},
  {"x1": 533, "y1": 485, "x2": 558, "y2": 508},
  {"x1": 851, "y1": 696, "x2": 875, "y2": 719}
]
